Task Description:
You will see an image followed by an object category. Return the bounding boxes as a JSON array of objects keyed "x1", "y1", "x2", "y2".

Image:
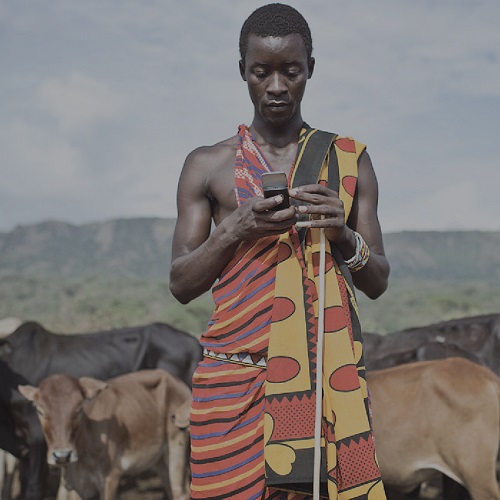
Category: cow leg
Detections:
[
  {"x1": 155, "y1": 448, "x2": 191, "y2": 500},
  {"x1": 446, "y1": 426, "x2": 500, "y2": 499},
  {"x1": 101, "y1": 472, "x2": 120, "y2": 500},
  {"x1": 1, "y1": 453, "x2": 21, "y2": 500},
  {"x1": 56, "y1": 469, "x2": 84, "y2": 500},
  {"x1": 56, "y1": 480, "x2": 82, "y2": 500},
  {"x1": 167, "y1": 432, "x2": 191, "y2": 500},
  {"x1": 461, "y1": 469, "x2": 500, "y2": 500},
  {"x1": 155, "y1": 454, "x2": 174, "y2": 500}
]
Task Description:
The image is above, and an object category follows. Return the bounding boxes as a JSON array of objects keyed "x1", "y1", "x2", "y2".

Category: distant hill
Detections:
[
  {"x1": 0, "y1": 219, "x2": 498, "y2": 334},
  {"x1": 0, "y1": 218, "x2": 175, "y2": 280},
  {"x1": 1, "y1": 218, "x2": 499, "y2": 285},
  {"x1": 383, "y1": 230, "x2": 500, "y2": 285}
]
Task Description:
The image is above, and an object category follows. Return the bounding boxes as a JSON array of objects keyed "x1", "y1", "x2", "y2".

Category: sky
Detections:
[{"x1": 1, "y1": 0, "x2": 499, "y2": 234}]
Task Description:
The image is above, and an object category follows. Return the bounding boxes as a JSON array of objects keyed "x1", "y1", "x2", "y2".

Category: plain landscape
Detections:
[{"x1": 1, "y1": 217, "x2": 499, "y2": 337}]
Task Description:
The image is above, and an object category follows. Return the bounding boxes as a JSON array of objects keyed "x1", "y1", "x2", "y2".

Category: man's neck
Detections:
[{"x1": 249, "y1": 115, "x2": 304, "y2": 149}]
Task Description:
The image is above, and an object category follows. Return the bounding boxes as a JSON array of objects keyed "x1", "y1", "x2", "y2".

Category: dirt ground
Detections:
[
  {"x1": 41, "y1": 469, "x2": 167, "y2": 499},
  {"x1": 117, "y1": 475, "x2": 444, "y2": 500},
  {"x1": 116, "y1": 471, "x2": 166, "y2": 500},
  {"x1": 35, "y1": 466, "x2": 448, "y2": 500}
]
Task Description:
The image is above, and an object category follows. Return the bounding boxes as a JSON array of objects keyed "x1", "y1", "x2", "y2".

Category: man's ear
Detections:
[
  {"x1": 308, "y1": 57, "x2": 315, "y2": 79},
  {"x1": 239, "y1": 59, "x2": 247, "y2": 81}
]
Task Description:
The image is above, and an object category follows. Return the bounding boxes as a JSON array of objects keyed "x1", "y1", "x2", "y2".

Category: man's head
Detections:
[{"x1": 239, "y1": 3, "x2": 313, "y2": 64}]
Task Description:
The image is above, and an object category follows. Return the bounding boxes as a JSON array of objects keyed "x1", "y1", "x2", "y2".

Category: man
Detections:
[{"x1": 170, "y1": 4, "x2": 389, "y2": 499}]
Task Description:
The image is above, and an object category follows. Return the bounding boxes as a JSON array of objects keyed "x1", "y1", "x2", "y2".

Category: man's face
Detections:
[{"x1": 240, "y1": 33, "x2": 314, "y2": 127}]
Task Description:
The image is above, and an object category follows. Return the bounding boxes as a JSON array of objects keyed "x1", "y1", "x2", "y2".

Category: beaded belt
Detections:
[{"x1": 203, "y1": 348, "x2": 267, "y2": 368}]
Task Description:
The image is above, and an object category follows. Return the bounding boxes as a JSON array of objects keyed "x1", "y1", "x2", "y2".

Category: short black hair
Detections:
[{"x1": 239, "y1": 3, "x2": 313, "y2": 62}]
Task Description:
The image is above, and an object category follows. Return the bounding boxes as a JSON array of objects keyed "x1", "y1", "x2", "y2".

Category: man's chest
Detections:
[{"x1": 206, "y1": 140, "x2": 297, "y2": 219}]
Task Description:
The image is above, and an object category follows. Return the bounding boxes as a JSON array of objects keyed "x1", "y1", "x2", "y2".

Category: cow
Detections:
[
  {"x1": 363, "y1": 315, "x2": 500, "y2": 499},
  {"x1": 0, "y1": 317, "x2": 22, "y2": 498},
  {"x1": 368, "y1": 357, "x2": 500, "y2": 500},
  {"x1": 0, "y1": 321, "x2": 202, "y2": 500},
  {"x1": 18, "y1": 369, "x2": 191, "y2": 500},
  {"x1": 364, "y1": 313, "x2": 500, "y2": 376}
]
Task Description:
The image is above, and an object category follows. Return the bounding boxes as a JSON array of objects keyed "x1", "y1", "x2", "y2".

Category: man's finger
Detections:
[{"x1": 253, "y1": 195, "x2": 284, "y2": 212}]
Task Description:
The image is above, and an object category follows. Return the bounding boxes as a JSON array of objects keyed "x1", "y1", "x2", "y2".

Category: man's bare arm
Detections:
[
  {"x1": 169, "y1": 147, "x2": 298, "y2": 304},
  {"x1": 342, "y1": 151, "x2": 390, "y2": 299},
  {"x1": 169, "y1": 149, "x2": 240, "y2": 304}
]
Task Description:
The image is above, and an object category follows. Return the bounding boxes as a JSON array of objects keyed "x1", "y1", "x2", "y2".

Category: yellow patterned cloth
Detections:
[{"x1": 264, "y1": 127, "x2": 386, "y2": 499}]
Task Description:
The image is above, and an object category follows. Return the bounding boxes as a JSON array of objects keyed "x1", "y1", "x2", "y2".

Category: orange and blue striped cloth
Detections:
[{"x1": 190, "y1": 125, "x2": 385, "y2": 499}]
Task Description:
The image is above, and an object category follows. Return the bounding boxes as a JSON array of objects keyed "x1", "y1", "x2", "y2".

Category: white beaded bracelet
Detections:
[{"x1": 344, "y1": 231, "x2": 370, "y2": 272}]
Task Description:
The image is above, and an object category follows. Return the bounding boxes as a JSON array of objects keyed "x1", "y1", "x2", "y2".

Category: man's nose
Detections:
[{"x1": 266, "y1": 72, "x2": 287, "y2": 96}]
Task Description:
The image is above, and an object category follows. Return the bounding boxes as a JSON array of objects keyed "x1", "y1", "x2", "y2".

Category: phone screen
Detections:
[{"x1": 262, "y1": 172, "x2": 290, "y2": 211}]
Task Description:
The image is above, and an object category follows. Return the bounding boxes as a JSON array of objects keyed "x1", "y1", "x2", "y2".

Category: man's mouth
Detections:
[{"x1": 267, "y1": 101, "x2": 289, "y2": 108}]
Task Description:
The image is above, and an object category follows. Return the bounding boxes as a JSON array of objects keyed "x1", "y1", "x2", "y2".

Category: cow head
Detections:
[{"x1": 18, "y1": 374, "x2": 103, "y2": 466}]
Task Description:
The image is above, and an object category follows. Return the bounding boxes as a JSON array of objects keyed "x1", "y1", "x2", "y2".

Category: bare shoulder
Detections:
[
  {"x1": 357, "y1": 149, "x2": 379, "y2": 196},
  {"x1": 183, "y1": 134, "x2": 238, "y2": 173},
  {"x1": 180, "y1": 134, "x2": 240, "y2": 211}
]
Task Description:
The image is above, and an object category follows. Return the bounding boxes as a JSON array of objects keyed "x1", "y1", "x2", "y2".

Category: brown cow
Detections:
[
  {"x1": 18, "y1": 369, "x2": 191, "y2": 500},
  {"x1": 368, "y1": 358, "x2": 500, "y2": 500}
]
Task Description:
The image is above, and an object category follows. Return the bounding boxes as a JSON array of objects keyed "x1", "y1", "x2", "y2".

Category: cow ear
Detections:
[
  {"x1": 18, "y1": 384, "x2": 37, "y2": 402},
  {"x1": 79, "y1": 377, "x2": 108, "y2": 400},
  {"x1": 173, "y1": 398, "x2": 192, "y2": 429},
  {"x1": 0, "y1": 340, "x2": 12, "y2": 356}
]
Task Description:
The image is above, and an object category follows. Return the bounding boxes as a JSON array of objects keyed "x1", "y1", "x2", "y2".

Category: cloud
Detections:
[
  {"x1": 0, "y1": 0, "x2": 499, "y2": 233},
  {"x1": 0, "y1": 119, "x2": 83, "y2": 197},
  {"x1": 36, "y1": 72, "x2": 122, "y2": 133}
]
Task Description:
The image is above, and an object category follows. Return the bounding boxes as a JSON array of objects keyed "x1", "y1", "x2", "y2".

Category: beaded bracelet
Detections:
[{"x1": 344, "y1": 231, "x2": 370, "y2": 272}]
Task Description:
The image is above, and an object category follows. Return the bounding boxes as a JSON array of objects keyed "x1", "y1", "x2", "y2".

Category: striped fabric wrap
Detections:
[{"x1": 190, "y1": 125, "x2": 386, "y2": 499}]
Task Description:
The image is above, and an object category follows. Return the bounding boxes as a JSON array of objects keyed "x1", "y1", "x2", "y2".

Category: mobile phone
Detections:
[{"x1": 262, "y1": 172, "x2": 290, "y2": 211}]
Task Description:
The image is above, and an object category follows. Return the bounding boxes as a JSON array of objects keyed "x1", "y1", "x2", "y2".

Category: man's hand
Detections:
[
  {"x1": 225, "y1": 195, "x2": 298, "y2": 242},
  {"x1": 289, "y1": 184, "x2": 353, "y2": 246}
]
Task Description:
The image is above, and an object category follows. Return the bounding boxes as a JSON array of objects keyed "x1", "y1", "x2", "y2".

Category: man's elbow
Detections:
[
  {"x1": 169, "y1": 267, "x2": 192, "y2": 305},
  {"x1": 169, "y1": 271, "x2": 199, "y2": 305},
  {"x1": 169, "y1": 269, "x2": 209, "y2": 304},
  {"x1": 365, "y1": 262, "x2": 390, "y2": 300},
  {"x1": 169, "y1": 283, "x2": 191, "y2": 305},
  {"x1": 364, "y1": 278, "x2": 389, "y2": 300}
]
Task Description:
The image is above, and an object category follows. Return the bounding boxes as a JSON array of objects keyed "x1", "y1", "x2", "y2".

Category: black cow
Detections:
[
  {"x1": 0, "y1": 321, "x2": 202, "y2": 500},
  {"x1": 364, "y1": 313, "x2": 500, "y2": 376}
]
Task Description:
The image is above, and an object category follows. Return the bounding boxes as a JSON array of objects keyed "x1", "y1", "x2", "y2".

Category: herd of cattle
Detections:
[
  {"x1": 1, "y1": 313, "x2": 500, "y2": 499},
  {"x1": 0, "y1": 320, "x2": 202, "y2": 499}
]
